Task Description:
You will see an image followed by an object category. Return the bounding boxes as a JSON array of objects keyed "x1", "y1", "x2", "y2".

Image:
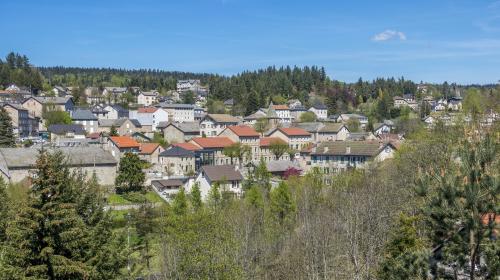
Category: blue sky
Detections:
[{"x1": 1, "y1": 0, "x2": 499, "y2": 84}]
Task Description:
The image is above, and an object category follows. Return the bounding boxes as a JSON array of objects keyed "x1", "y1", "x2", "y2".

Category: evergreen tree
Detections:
[
  {"x1": 109, "y1": 125, "x2": 118, "y2": 136},
  {"x1": 1, "y1": 151, "x2": 92, "y2": 279},
  {"x1": 245, "y1": 91, "x2": 259, "y2": 115},
  {"x1": 115, "y1": 152, "x2": 145, "y2": 194},
  {"x1": 0, "y1": 177, "x2": 9, "y2": 243},
  {"x1": 0, "y1": 107, "x2": 15, "y2": 147},
  {"x1": 270, "y1": 181, "x2": 296, "y2": 228},
  {"x1": 190, "y1": 183, "x2": 202, "y2": 211},
  {"x1": 172, "y1": 188, "x2": 188, "y2": 216}
]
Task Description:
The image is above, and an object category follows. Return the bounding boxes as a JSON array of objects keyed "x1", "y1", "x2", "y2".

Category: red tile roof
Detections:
[
  {"x1": 228, "y1": 125, "x2": 259, "y2": 137},
  {"x1": 172, "y1": 142, "x2": 201, "y2": 151},
  {"x1": 191, "y1": 137, "x2": 234, "y2": 148},
  {"x1": 140, "y1": 143, "x2": 161, "y2": 154},
  {"x1": 138, "y1": 107, "x2": 158, "y2": 113},
  {"x1": 272, "y1": 104, "x2": 289, "y2": 110},
  {"x1": 260, "y1": 137, "x2": 287, "y2": 147},
  {"x1": 110, "y1": 136, "x2": 140, "y2": 148},
  {"x1": 278, "y1": 127, "x2": 311, "y2": 136}
]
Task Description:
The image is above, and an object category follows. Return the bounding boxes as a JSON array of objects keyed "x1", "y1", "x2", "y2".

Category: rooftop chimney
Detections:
[{"x1": 346, "y1": 146, "x2": 351, "y2": 154}]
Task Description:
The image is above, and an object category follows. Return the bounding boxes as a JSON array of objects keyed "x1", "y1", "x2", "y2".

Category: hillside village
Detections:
[{"x1": 0, "y1": 77, "x2": 498, "y2": 202}]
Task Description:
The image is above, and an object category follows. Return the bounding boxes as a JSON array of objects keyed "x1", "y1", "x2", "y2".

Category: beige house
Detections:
[
  {"x1": 139, "y1": 143, "x2": 164, "y2": 166},
  {"x1": 98, "y1": 118, "x2": 142, "y2": 136},
  {"x1": 258, "y1": 137, "x2": 290, "y2": 162},
  {"x1": 189, "y1": 136, "x2": 235, "y2": 166},
  {"x1": 159, "y1": 146, "x2": 196, "y2": 176},
  {"x1": 200, "y1": 114, "x2": 240, "y2": 137},
  {"x1": 268, "y1": 127, "x2": 311, "y2": 151},
  {"x1": 0, "y1": 147, "x2": 117, "y2": 186},
  {"x1": 219, "y1": 125, "x2": 260, "y2": 161},
  {"x1": 158, "y1": 122, "x2": 200, "y2": 143}
]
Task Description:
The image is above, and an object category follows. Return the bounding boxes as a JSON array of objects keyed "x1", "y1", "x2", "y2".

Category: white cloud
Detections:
[{"x1": 372, "y1": 30, "x2": 407, "y2": 41}]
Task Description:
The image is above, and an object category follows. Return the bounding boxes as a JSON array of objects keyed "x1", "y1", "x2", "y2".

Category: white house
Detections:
[
  {"x1": 200, "y1": 114, "x2": 240, "y2": 137},
  {"x1": 271, "y1": 103, "x2": 292, "y2": 123},
  {"x1": 190, "y1": 165, "x2": 244, "y2": 200},
  {"x1": 373, "y1": 123, "x2": 391, "y2": 136},
  {"x1": 129, "y1": 107, "x2": 168, "y2": 131},
  {"x1": 104, "y1": 104, "x2": 129, "y2": 119},
  {"x1": 137, "y1": 91, "x2": 159, "y2": 106},
  {"x1": 308, "y1": 104, "x2": 328, "y2": 120},
  {"x1": 157, "y1": 103, "x2": 195, "y2": 122}
]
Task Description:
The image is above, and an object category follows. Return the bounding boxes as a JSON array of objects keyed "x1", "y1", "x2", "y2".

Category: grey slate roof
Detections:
[
  {"x1": 98, "y1": 118, "x2": 141, "y2": 128},
  {"x1": 312, "y1": 141, "x2": 383, "y2": 156},
  {"x1": 151, "y1": 179, "x2": 187, "y2": 189},
  {"x1": 206, "y1": 114, "x2": 240, "y2": 123},
  {"x1": 293, "y1": 122, "x2": 323, "y2": 133},
  {"x1": 159, "y1": 146, "x2": 194, "y2": 157},
  {"x1": 158, "y1": 121, "x2": 200, "y2": 133},
  {"x1": 200, "y1": 165, "x2": 243, "y2": 182},
  {"x1": 31, "y1": 96, "x2": 72, "y2": 105},
  {"x1": 157, "y1": 103, "x2": 195, "y2": 109},
  {"x1": 266, "y1": 160, "x2": 302, "y2": 173},
  {"x1": 48, "y1": 124, "x2": 85, "y2": 135},
  {"x1": 0, "y1": 147, "x2": 117, "y2": 170},
  {"x1": 312, "y1": 104, "x2": 328, "y2": 110},
  {"x1": 319, "y1": 123, "x2": 346, "y2": 133},
  {"x1": 72, "y1": 109, "x2": 97, "y2": 120}
]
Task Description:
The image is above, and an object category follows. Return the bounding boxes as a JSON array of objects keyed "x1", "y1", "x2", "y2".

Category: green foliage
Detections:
[
  {"x1": 299, "y1": 111, "x2": 317, "y2": 122},
  {"x1": 182, "y1": 90, "x2": 195, "y2": 104},
  {"x1": 223, "y1": 142, "x2": 252, "y2": 165},
  {"x1": 115, "y1": 153, "x2": 145, "y2": 194},
  {"x1": 377, "y1": 214, "x2": 429, "y2": 280},
  {"x1": 269, "y1": 139, "x2": 289, "y2": 160},
  {"x1": 109, "y1": 125, "x2": 118, "y2": 136},
  {"x1": 253, "y1": 117, "x2": 269, "y2": 136},
  {"x1": 43, "y1": 110, "x2": 72, "y2": 127},
  {"x1": 415, "y1": 132, "x2": 499, "y2": 279},
  {"x1": 153, "y1": 131, "x2": 168, "y2": 147},
  {"x1": 0, "y1": 177, "x2": 8, "y2": 243},
  {"x1": 172, "y1": 188, "x2": 188, "y2": 216},
  {"x1": 346, "y1": 117, "x2": 361, "y2": 132},
  {"x1": 207, "y1": 99, "x2": 226, "y2": 114},
  {"x1": 0, "y1": 150, "x2": 126, "y2": 279},
  {"x1": 0, "y1": 52, "x2": 44, "y2": 90},
  {"x1": 270, "y1": 181, "x2": 296, "y2": 227},
  {"x1": 0, "y1": 107, "x2": 15, "y2": 147},
  {"x1": 190, "y1": 183, "x2": 202, "y2": 211}
]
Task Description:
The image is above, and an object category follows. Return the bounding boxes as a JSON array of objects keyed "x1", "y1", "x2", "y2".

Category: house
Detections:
[
  {"x1": 159, "y1": 146, "x2": 196, "y2": 176},
  {"x1": 292, "y1": 122, "x2": 324, "y2": 142},
  {"x1": 308, "y1": 104, "x2": 328, "y2": 120},
  {"x1": 193, "y1": 106, "x2": 206, "y2": 121},
  {"x1": 448, "y1": 96, "x2": 462, "y2": 111},
  {"x1": 131, "y1": 132, "x2": 152, "y2": 143},
  {"x1": 347, "y1": 132, "x2": 377, "y2": 141},
  {"x1": 71, "y1": 109, "x2": 98, "y2": 133},
  {"x1": 266, "y1": 160, "x2": 302, "y2": 178},
  {"x1": 106, "y1": 136, "x2": 141, "y2": 161},
  {"x1": 259, "y1": 137, "x2": 290, "y2": 162},
  {"x1": 224, "y1": 98, "x2": 234, "y2": 109},
  {"x1": 139, "y1": 143, "x2": 164, "y2": 165},
  {"x1": 90, "y1": 104, "x2": 109, "y2": 120},
  {"x1": 157, "y1": 103, "x2": 195, "y2": 122},
  {"x1": 171, "y1": 142, "x2": 202, "y2": 152},
  {"x1": 317, "y1": 123, "x2": 349, "y2": 142},
  {"x1": 52, "y1": 86, "x2": 70, "y2": 97},
  {"x1": 189, "y1": 136, "x2": 235, "y2": 168},
  {"x1": 243, "y1": 110, "x2": 267, "y2": 125},
  {"x1": 0, "y1": 90, "x2": 21, "y2": 103},
  {"x1": 200, "y1": 114, "x2": 240, "y2": 137},
  {"x1": 151, "y1": 178, "x2": 190, "y2": 201},
  {"x1": 287, "y1": 99, "x2": 302, "y2": 109},
  {"x1": 22, "y1": 96, "x2": 74, "y2": 118},
  {"x1": 191, "y1": 165, "x2": 243, "y2": 200},
  {"x1": 104, "y1": 104, "x2": 129, "y2": 119},
  {"x1": 337, "y1": 113, "x2": 369, "y2": 129},
  {"x1": 2, "y1": 103, "x2": 33, "y2": 137},
  {"x1": 0, "y1": 147, "x2": 117, "y2": 185},
  {"x1": 310, "y1": 141, "x2": 397, "y2": 173},
  {"x1": 102, "y1": 87, "x2": 127, "y2": 102},
  {"x1": 98, "y1": 118, "x2": 141, "y2": 136},
  {"x1": 267, "y1": 127, "x2": 311, "y2": 151},
  {"x1": 176, "y1": 79, "x2": 208, "y2": 94},
  {"x1": 129, "y1": 107, "x2": 168, "y2": 131},
  {"x1": 373, "y1": 123, "x2": 391, "y2": 136},
  {"x1": 434, "y1": 99, "x2": 447, "y2": 111},
  {"x1": 158, "y1": 121, "x2": 200, "y2": 143},
  {"x1": 271, "y1": 103, "x2": 292, "y2": 123},
  {"x1": 219, "y1": 125, "x2": 260, "y2": 161},
  {"x1": 48, "y1": 124, "x2": 86, "y2": 140},
  {"x1": 290, "y1": 105, "x2": 308, "y2": 121},
  {"x1": 137, "y1": 91, "x2": 159, "y2": 106}
]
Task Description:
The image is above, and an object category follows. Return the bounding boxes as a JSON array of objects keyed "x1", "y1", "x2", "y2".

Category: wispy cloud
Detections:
[{"x1": 372, "y1": 30, "x2": 406, "y2": 41}]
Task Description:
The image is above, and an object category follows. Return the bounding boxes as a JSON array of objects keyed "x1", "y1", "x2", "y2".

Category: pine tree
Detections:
[
  {"x1": 245, "y1": 91, "x2": 259, "y2": 115},
  {"x1": 190, "y1": 183, "x2": 202, "y2": 211},
  {"x1": 1, "y1": 150, "x2": 92, "y2": 279},
  {"x1": 172, "y1": 188, "x2": 188, "y2": 216},
  {"x1": 109, "y1": 125, "x2": 118, "y2": 136},
  {"x1": 0, "y1": 107, "x2": 15, "y2": 147},
  {"x1": 270, "y1": 181, "x2": 296, "y2": 228},
  {"x1": 115, "y1": 152, "x2": 145, "y2": 194}
]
